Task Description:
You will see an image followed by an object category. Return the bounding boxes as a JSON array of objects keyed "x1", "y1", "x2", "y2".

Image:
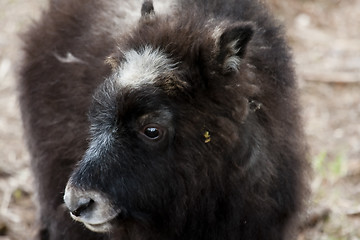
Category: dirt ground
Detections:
[{"x1": 0, "y1": 0, "x2": 359, "y2": 239}]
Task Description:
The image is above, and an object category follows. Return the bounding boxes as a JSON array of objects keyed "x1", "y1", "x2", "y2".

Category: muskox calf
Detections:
[{"x1": 19, "y1": 0, "x2": 308, "y2": 239}]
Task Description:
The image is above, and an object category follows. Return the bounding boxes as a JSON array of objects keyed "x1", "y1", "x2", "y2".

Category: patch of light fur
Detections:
[
  {"x1": 213, "y1": 26, "x2": 222, "y2": 39},
  {"x1": 54, "y1": 52, "x2": 86, "y2": 64},
  {"x1": 224, "y1": 40, "x2": 242, "y2": 72},
  {"x1": 211, "y1": 21, "x2": 230, "y2": 45},
  {"x1": 212, "y1": 24, "x2": 224, "y2": 44},
  {"x1": 114, "y1": 46, "x2": 177, "y2": 88},
  {"x1": 153, "y1": 0, "x2": 176, "y2": 15},
  {"x1": 86, "y1": 130, "x2": 113, "y2": 160},
  {"x1": 224, "y1": 56, "x2": 241, "y2": 72}
]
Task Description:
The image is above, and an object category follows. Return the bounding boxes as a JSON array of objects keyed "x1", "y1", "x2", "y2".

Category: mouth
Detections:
[
  {"x1": 83, "y1": 220, "x2": 114, "y2": 232},
  {"x1": 70, "y1": 211, "x2": 120, "y2": 233}
]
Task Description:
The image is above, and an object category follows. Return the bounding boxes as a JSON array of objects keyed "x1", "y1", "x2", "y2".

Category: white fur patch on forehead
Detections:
[{"x1": 113, "y1": 46, "x2": 177, "y2": 88}]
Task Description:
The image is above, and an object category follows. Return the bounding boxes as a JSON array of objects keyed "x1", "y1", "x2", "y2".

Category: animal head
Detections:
[{"x1": 64, "y1": 0, "x2": 262, "y2": 234}]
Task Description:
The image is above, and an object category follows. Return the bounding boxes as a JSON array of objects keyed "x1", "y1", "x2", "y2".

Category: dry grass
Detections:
[{"x1": 0, "y1": 0, "x2": 359, "y2": 239}]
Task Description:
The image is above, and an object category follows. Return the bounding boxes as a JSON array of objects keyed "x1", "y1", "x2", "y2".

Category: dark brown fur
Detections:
[{"x1": 19, "y1": 0, "x2": 308, "y2": 239}]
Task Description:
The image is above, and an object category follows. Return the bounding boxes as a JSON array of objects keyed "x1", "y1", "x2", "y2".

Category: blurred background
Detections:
[{"x1": 0, "y1": 0, "x2": 359, "y2": 239}]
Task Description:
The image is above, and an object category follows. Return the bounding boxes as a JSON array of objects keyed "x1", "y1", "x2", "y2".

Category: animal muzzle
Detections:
[{"x1": 63, "y1": 181, "x2": 120, "y2": 232}]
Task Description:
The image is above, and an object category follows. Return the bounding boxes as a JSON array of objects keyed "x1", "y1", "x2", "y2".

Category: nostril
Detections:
[{"x1": 71, "y1": 198, "x2": 94, "y2": 217}]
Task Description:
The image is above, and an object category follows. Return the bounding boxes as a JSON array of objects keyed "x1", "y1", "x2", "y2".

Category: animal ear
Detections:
[
  {"x1": 141, "y1": 0, "x2": 155, "y2": 20},
  {"x1": 216, "y1": 23, "x2": 254, "y2": 73}
]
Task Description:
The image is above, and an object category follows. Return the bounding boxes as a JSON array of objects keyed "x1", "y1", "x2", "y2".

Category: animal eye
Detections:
[
  {"x1": 141, "y1": 124, "x2": 164, "y2": 141},
  {"x1": 144, "y1": 127, "x2": 160, "y2": 139}
]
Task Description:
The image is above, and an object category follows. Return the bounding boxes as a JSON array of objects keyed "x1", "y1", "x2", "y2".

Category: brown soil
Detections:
[{"x1": 0, "y1": 0, "x2": 359, "y2": 239}]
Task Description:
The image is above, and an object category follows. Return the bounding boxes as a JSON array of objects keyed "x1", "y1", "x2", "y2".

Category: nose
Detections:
[
  {"x1": 70, "y1": 197, "x2": 94, "y2": 217},
  {"x1": 63, "y1": 180, "x2": 120, "y2": 229},
  {"x1": 63, "y1": 183, "x2": 94, "y2": 218}
]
